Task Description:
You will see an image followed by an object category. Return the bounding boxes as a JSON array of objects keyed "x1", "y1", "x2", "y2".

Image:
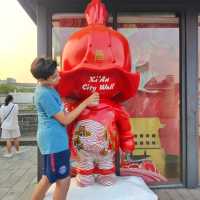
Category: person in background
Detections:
[
  {"x1": 30, "y1": 57, "x2": 99, "y2": 200},
  {"x1": 0, "y1": 94, "x2": 21, "y2": 158}
]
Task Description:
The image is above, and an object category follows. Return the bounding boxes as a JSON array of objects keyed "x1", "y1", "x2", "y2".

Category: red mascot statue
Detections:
[{"x1": 56, "y1": 0, "x2": 140, "y2": 187}]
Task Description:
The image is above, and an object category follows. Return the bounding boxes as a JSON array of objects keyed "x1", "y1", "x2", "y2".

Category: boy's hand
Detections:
[{"x1": 84, "y1": 92, "x2": 99, "y2": 107}]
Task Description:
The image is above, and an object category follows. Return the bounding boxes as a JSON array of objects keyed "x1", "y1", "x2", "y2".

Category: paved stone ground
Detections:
[
  {"x1": 0, "y1": 145, "x2": 37, "y2": 200},
  {"x1": 0, "y1": 145, "x2": 200, "y2": 200}
]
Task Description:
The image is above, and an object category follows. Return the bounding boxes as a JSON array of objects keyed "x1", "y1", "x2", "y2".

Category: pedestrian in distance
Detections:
[{"x1": 0, "y1": 94, "x2": 22, "y2": 158}]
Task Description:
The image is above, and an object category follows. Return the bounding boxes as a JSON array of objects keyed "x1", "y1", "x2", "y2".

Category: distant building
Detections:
[
  {"x1": 0, "y1": 77, "x2": 16, "y2": 84},
  {"x1": 0, "y1": 78, "x2": 36, "y2": 111},
  {"x1": 6, "y1": 78, "x2": 16, "y2": 84}
]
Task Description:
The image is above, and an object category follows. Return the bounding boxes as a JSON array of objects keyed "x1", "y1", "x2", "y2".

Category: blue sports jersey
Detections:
[{"x1": 34, "y1": 85, "x2": 68, "y2": 154}]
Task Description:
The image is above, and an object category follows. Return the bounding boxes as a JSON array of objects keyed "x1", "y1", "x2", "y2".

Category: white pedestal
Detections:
[{"x1": 44, "y1": 176, "x2": 158, "y2": 200}]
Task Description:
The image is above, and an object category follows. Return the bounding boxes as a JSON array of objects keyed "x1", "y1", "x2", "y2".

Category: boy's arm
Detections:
[{"x1": 54, "y1": 92, "x2": 99, "y2": 126}]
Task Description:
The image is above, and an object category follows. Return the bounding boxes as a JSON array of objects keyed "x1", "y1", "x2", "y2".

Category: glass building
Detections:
[{"x1": 18, "y1": 0, "x2": 200, "y2": 188}]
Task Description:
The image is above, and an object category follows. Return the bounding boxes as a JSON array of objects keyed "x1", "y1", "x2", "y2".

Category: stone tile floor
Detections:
[{"x1": 0, "y1": 145, "x2": 37, "y2": 200}]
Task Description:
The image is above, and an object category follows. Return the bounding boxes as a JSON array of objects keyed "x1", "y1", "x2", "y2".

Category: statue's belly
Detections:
[{"x1": 73, "y1": 119, "x2": 109, "y2": 153}]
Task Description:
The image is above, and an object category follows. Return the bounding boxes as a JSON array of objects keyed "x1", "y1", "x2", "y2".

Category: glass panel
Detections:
[
  {"x1": 52, "y1": 13, "x2": 87, "y2": 67},
  {"x1": 52, "y1": 12, "x2": 180, "y2": 186},
  {"x1": 52, "y1": 13, "x2": 113, "y2": 67},
  {"x1": 118, "y1": 14, "x2": 180, "y2": 185}
]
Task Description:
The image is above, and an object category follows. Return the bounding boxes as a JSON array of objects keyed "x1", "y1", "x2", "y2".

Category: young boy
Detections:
[{"x1": 30, "y1": 57, "x2": 99, "y2": 200}]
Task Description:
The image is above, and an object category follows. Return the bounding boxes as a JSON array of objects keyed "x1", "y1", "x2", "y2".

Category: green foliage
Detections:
[
  {"x1": 0, "y1": 84, "x2": 34, "y2": 94},
  {"x1": 16, "y1": 88, "x2": 34, "y2": 93},
  {"x1": 0, "y1": 84, "x2": 16, "y2": 94}
]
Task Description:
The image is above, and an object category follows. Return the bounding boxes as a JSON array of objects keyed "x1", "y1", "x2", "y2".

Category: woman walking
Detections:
[{"x1": 0, "y1": 95, "x2": 21, "y2": 157}]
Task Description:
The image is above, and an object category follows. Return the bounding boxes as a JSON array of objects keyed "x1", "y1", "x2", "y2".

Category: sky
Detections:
[{"x1": 0, "y1": 0, "x2": 37, "y2": 83}]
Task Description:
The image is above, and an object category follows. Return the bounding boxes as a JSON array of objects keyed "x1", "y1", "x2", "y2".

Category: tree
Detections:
[{"x1": 0, "y1": 84, "x2": 17, "y2": 94}]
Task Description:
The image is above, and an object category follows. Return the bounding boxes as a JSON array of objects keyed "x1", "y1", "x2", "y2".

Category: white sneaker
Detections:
[
  {"x1": 3, "y1": 153, "x2": 13, "y2": 158},
  {"x1": 15, "y1": 149, "x2": 26, "y2": 154}
]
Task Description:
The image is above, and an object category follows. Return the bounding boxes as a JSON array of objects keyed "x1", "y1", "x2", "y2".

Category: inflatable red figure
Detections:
[{"x1": 56, "y1": 0, "x2": 140, "y2": 186}]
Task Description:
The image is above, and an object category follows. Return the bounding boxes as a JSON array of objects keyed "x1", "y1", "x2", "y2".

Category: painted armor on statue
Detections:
[{"x1": 56, "y1": 0, "x2": 140, "y2": 186}]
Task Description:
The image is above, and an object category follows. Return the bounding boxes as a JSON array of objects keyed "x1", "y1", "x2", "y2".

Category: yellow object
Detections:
[
  {"x1": 130, "y1": 117, "x2": 166, "y2": 175},
  {"x1": 95, "y1": 50, "x2": 105, "y2": 61},
  {"x1": 130, "y1": 117, "x2": 165, "y2": 149}
]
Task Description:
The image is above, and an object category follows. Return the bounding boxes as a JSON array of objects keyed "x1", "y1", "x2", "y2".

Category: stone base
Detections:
[{"x1": 44, "y1": 176, "x2": 157, "y2": 200}]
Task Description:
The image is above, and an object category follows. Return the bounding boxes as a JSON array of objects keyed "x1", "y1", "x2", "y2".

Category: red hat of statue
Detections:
[{"x1": 56, "y1": 0, "x2": 140, "y2": 102}]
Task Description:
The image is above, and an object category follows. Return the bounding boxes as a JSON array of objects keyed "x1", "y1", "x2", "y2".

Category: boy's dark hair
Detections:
[
  {"x1": 5, "y1": 95, "x2": 13, "y2": 106},
  {"x1": 30, "y1": 57, "x2": 57, "y2": 80}
]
